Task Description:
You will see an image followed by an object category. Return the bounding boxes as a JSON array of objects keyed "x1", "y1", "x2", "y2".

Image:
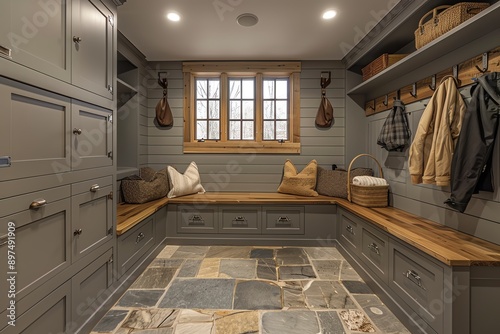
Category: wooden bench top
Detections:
[
  {"x1": 116, "y1": 197, "x2": 169, "y2": 235},
  {"x1": 115, "y1": 192, "x2": 500, "y2": 266}
]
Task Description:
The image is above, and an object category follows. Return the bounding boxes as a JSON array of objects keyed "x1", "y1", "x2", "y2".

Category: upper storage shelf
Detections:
[{"x1": 347, "y1": 1, "x2": 500, "y2": 101}]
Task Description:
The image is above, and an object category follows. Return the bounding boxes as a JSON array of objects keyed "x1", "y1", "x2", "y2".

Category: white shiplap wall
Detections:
[
  {"x1": 144, "y1": 60, "x2": 346, "y2": 192},
  {"x1": 366, "y1": 87, "x2": 500, "y2": 245}
]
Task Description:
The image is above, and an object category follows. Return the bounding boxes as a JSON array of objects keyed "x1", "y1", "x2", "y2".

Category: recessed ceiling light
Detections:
[
  {"x1": 167, "y1": 12, "x2": 181, "y2": 22},
  {"x1": 237, "y1": 13, "x2": 259, "y2": 27},
  {"x1": 322, "y1": 10, "x2": 337, "y2": 20}
]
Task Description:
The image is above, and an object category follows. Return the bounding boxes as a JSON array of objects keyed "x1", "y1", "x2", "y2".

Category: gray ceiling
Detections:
[{"x1": 117, "y1": 0, "x2": 399, "y2": 61}]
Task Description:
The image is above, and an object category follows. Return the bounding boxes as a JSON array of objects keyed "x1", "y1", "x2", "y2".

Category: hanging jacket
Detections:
[
  {"x1": 408, "y1": 76, "x2": 466, "y2": 186},
  {"x1": 377, "y1": 99, "x2": 411, "y2": 152},
  {"x1": 445, "y1": 72, "x2": 500, "y2": 213}
]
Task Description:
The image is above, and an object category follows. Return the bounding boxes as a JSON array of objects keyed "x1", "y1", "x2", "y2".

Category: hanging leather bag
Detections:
[
  {"x1": 155, "y1": 77, "x2": 173, "y2": 126},
  {"x1": 315, "y1": 71, "x2": 334, "y2": 128}
]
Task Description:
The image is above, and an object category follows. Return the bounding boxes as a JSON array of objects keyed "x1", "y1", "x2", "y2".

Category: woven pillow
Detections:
[
  {"x1": 316, "y1": 166, "x2": 373, "y2": 198},
  {"x1": 167, "y1": 161, "x2": 206, "y2": 198},
  {"x1": 277, "y1": 159, "x2": 318, "y2": 197},
  {"x1": 121, "y1": 168, "x2": 169, "y2": 204}
]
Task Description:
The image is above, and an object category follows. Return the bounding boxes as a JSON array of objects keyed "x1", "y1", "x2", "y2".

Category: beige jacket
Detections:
[{"x1": 408, "y1": 77, "x2": 466, "y2": 186}]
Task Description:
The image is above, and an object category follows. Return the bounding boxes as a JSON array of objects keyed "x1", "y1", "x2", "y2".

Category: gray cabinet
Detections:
[
  {"x1": 117, "y1": 216, "x2": 154, "y2": 277},
  {"x1": 220, "y1": 206, "x2": 260, "y2": 234},
  {"x1": 360, "y1": 223, "x2": 389, "y2": 283},
  {"x1": 263, "y1": 206, "x2": 304, "y2": 234},
  {"x1": 72, "y1": 0, "x2": 114, "y2": 99},
  {"x1": 338, "y1": 209, "x2": 362, "y2": 255},
  {"x1": 177, "y1": 205, "x2": 218, "y2": 234},
  {"x1": 71, "y1": 177, "x2": 113, "y2": 263},
  {"x1": 72, "y1": 247, "x2": 113, "y2": 324},
  {"x1": 0, "y1": 0, "x2": 72, "y2": 82},
  {"x1": 0, "y1": 78, "x2": 72, "y2": 181},
  {"x1": 71, "y1": 100, "x2": 113, "y2": 170}
]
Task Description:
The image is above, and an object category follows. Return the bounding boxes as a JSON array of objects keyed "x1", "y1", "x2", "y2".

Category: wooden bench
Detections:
[{"x1": 116, "y1": 197, "x2": 169, "y2": 236}]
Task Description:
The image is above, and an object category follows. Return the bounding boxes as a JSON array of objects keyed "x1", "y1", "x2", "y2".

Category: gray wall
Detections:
[
  {"x1": 365, "y1": 87, "x2": 500, "y2": 245},
  {"x1": 145, "y1": 60, "x2": 346, "y2": 192}
]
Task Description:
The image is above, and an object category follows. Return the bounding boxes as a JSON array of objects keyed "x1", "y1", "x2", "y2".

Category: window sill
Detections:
[{"x1": 183, "y1": 141, "x2": 300, "y2": 154}]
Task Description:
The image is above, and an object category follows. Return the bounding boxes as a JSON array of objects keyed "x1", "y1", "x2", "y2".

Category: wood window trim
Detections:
[{"x1": 183, "y1": 62, "x2": 301, "y2": 154}]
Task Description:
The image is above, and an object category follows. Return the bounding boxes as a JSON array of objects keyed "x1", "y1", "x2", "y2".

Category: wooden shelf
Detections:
[
  {"x1": 348, "y1": 3, "x2": 500, "y2": 101},
  {"x1": 117, "y1": 78, "x2": 137, "y2": 108}
]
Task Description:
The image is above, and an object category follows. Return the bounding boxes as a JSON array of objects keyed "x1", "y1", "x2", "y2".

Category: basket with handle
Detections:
[
  {"x1": 414, "y1": 2, "x2": 490, "y2": 49},
  {"x1": 347, "y1": 154, "x2": 388, "y2": 207}
]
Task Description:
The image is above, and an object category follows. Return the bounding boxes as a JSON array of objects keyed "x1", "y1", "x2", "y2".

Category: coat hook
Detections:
[
  {"x1": 394, "y1": 89, "x2": 401, "y2": 101},
  {"x1": 452, "y1": 65, "x2": 461, "y2": 85},
  {"x1": 410, "y1": 82, "x2": 417, "y2": 98},
  {"x1": 368, "y1": 100, "x2": 376, "y2": 111},
  {"x1": 429, "y1": 74, "x2": 436, "y2": 91},
  {"x1": 158, "y1": 72, "x2": 168, "y2": 89},
  {"x1": 383, "y1": 94, "x2": 389, "y2": 107},
  {"x1": 475, "y1": 52, "x2": 489, "y2": 73},
  {"x1": 320, "y1": 71, "x2": 331, "y2": 89}
]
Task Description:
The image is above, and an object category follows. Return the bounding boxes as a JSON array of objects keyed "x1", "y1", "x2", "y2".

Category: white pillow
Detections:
[{"x1": 167, "y1": 161, "x2": 206, "y2": 198}]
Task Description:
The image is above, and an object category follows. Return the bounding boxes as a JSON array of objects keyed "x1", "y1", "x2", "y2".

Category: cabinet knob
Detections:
[
  {"x1": 74, "y1": 228, "x2": 83, "y2": 236},
  {"x1": 29, "y1": 199, "x2": 47, "y2": 210},
  {"x1": 73, "y1": 36, "x2": 82, "y2": 44},
  {"x1": 90, "y1": 184, "x2": 100, "y2": 192},
  {"x1": 73, "y1": 128, "x2": 82, "y2": 135},
  {"x1": 135, "y1": 232, "x2": 145, "y2": 244}
]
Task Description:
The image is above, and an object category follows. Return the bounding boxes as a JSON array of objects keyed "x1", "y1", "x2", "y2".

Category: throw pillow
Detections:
[
  {"x1": 316, "y1": 166, "x2": 374, "y2": 198},
  {"x1": 167, "y1": 161, "x2": 206, "y2": 198},
  {"x1": 277, "y1": 159, "x2": 318, "y2": 197},
  {"x1": 121, "y1": 167, "x2": 169, "y2": 204}
]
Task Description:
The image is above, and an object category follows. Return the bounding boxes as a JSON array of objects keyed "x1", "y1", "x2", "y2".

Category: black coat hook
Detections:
[
  {"x1": 320, "y1": 71, "x2": 331, "y2": 89},
  {"x1": 475, "y1": 52, "x2": 489, "y2": 73},
  {"x1": 158, "y1": 72, "x2": 168, "y2": 89}
]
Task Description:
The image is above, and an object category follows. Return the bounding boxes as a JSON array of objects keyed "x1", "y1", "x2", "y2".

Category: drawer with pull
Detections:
[
  {"x1": 220, "y1": 206, "x2": 260, "y2": 234},
  {"x1": 117, "y1": 216, "x2": 154, "y2": 276},
  {"x1": 361, "y1": 223, "x2": 389, "y2": 283},
  {"x1": 177, "y1": 205, "x2": 218, "y2": 234},
  {"x1": 338, "y1": 209, "x2": 362, "y2": 256},
  {"x1": 263, "y1": 206, "x2": 304, "y2": 235},
  {"x1": 389, "y1": 239, "x2": 444, "y2": 334}
]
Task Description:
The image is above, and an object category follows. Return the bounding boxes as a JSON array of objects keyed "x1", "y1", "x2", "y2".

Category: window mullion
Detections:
[
  {"x1": 220, "y1": 73, "x2": 228, "y2": 141},
  {"x1": 255, "y1": 73, "x2": 263, "y2": 143}
]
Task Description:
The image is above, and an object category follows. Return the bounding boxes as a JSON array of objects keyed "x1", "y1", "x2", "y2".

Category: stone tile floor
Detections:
[{"x1": 91, "y1": 245, "x2": 411, "y2": 334}]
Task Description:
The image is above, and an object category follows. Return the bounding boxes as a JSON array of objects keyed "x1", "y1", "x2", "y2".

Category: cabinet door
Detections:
[
  {"x1": 0, "y1": 2, "x2": 12, "y2": 59},
  {"x1": 0, "y1": 79, "x2": 71, "y2": 181},
  {"x1": 117, "y1": 216, "x2": 154, "y2": 277},
  {"x1": 263, "y1": 206, "x2": 304, "y2": 235},
  {"x1": 72, "y1": 247, "x2": 113, "y2": 324},
  {"x1": 71, "y1": 100, "x2": 113, "y2": 170},
  {"x1": 72, "y1": 0, "x2": 114, "y2": 99},
  {"x1": 71, "y1": 184, "x2": 113, "y2": 263},
  {"x1": 0, "y1": 281, "x2": 71, "y2": 334},
  {"x1": 0, "y1": 190, "x2": 71, "y2": 317},
  {"x1": 0, "y1": 0, "x2": 71, "y2": 82}
]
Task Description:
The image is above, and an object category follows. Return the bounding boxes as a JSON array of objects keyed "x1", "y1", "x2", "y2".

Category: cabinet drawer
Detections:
[
  {"x1": 177, "y1": 205, "x2": 218, "y2": 234},
  {"x1": 389, "y1": 240, "x2": 444, "y2": 334},
  {"x1": 0, "y1": 196, "x2": 71, "y2": 310},
  {"x1": 0, "y1": 280, "x2": 72, "y2": 334},
  {"x1": 117, "y1": 216, "x2": 154, "y2": 276},
  {"x1": 72, "y1": 247, "x2": 113, "y2": 324},
  {"x1": 220, "y1": 206, "x2": 260, "y2": 234},
  {"x1": 71, "y1": 175, "x2": 112, "y2": 196},
  {"x1": 263, "y1": 206, "x2": 304, "y2": 235},
  {"x1": 72, "y1": 184, "x2": 113, "y2": 263},
  {"x1": 338, "y1": 210, "x2": 362, "y2": 255},
  {"x1": 361, "y1": 224, "x2": 389, "y2": 283}
]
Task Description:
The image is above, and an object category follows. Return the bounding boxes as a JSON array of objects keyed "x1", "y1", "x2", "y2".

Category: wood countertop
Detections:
[
  {"x1": 116, "y1": 197, "x2": 169, "y2": 235},
  {"x1": 116, "y1": 192, "x2": 500, "y2": 266}
]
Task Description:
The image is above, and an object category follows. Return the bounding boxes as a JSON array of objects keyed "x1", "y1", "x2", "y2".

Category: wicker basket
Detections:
[
  {"x1": 415, "y1": 2, "x2": 490, "y2": 49},
  {"x1": 361, "y1": 54, "x2": 408, "y2": 81},
  {"x1": 347, "y1": 154, "x2": 388, "y2": 207}
]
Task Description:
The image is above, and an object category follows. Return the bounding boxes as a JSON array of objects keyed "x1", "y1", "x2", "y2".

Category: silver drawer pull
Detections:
[
  {"x1": 345, "y1": 224, "x2": 355, "y2": 235},
  {"x1": 368, "y1": 242, "x2": 380, "y2": 255},
  {"x1": 73, "y1": 128, "x2": 82, "y2": 135},
  {"x1": 73, "y1": 36, "x2": 82, "y2": 44},
  {"x1": 276, "y1": 216, "x2": 291, "y2": 225},
  {"x1": 136, "y1": 232, "x2": 145, "y2": 244},
  {"x1": 232, "y1": 216, "x2": 248, "y2": 226},
  {"x1": 188, "y1": 215, "x2": 205, "y2": 226},
  {"x1": 404, "y1": 270, "x2": 426, "y2": 290},
  {"x1": 29, "y1": 199, "x2": 47, "y2": 210},
  {"x1": 0, "y1": 234, "x2": 7, "y2": 246},
  {"x1": 74, "y1": 228, "x2": 83, "y2": 236},
  {"x1": 0, "y1": 45, "x2": 12, "y2": 59},
  {"x1": 90, "y1": 184, "x2": 100, "y2": 192}
]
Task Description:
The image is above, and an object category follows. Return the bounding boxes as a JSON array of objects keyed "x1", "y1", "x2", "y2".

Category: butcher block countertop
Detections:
[{"x1": 116, "y1": 192, "x2": 500, "y2": 266}]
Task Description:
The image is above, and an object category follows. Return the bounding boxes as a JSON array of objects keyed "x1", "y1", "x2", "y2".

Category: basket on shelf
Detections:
[
  {"x1": 414, "y1": 2, "x2": 490, "y2": 49},
  {"x1": 361, "y1": 53, "x2": 408, "y2": 81},
  {"x1": 347, "y1": 154, "x2": 389, "y2": 207}
]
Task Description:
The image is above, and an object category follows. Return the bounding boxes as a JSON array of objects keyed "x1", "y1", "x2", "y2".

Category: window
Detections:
[{"x1": 183, "y1": 62, "x2": 301, "y2": 154}]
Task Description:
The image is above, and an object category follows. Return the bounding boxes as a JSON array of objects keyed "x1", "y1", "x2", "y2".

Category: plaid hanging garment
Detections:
[{"x1": 377, "y1": 99, "x2": 411, "y2": 152}]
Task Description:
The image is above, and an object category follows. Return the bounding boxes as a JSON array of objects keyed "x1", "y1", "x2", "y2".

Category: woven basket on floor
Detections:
[
  {"x1": 414, "y1": 2, "x2": 490, "y2": 49},
  {"x1": 347, "y1": 154, "x2": 388, "y2": 207}
]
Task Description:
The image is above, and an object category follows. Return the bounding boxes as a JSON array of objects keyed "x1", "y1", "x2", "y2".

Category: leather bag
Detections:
[
  {"x1": 155, "y1": 77, "x2": 173, "y2": 126},
  {"x1": 315, "y1": 71, "x2": 334, "y2": 128}
]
